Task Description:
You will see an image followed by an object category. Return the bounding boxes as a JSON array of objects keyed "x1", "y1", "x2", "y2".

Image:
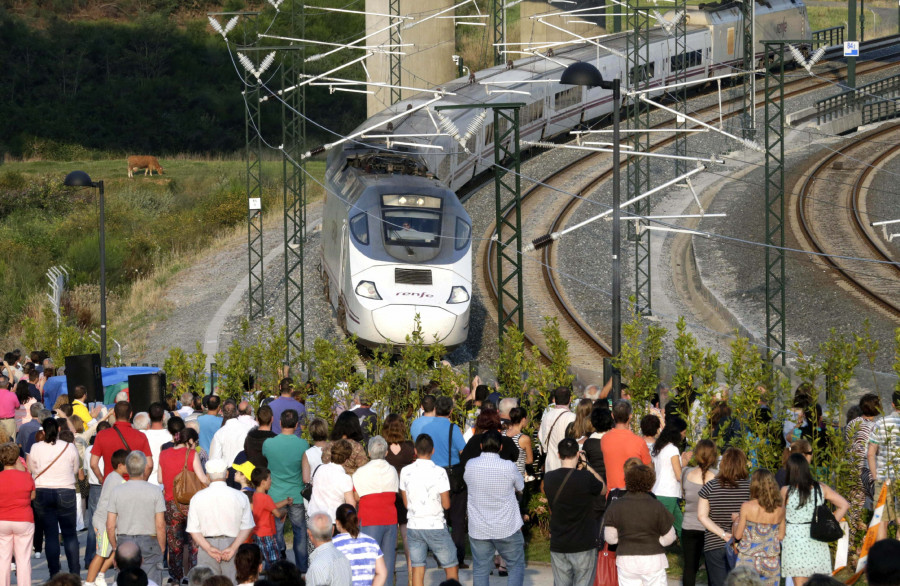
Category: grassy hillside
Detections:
[{"x1": 0, "y1": 158, "x2": 326, "y2": 349}]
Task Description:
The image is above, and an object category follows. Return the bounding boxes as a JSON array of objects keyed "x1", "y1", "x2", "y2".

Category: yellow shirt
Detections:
[{"x1": 72, "y1": 399, "x2": 92, "y2": 425}]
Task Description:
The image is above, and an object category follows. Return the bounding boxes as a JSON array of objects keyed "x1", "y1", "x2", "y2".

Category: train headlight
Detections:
[
  {"x1": 447, "y1": 286, "x2": 469, "y2": 304},
  {"x1": 355, "y1": 281, "x2": 382, "y2": 300}
]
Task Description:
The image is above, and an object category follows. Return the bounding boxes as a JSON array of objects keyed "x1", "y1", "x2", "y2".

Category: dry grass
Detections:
[{"x1": 0, "y1": 157, "x2": 326, "y2": 355}]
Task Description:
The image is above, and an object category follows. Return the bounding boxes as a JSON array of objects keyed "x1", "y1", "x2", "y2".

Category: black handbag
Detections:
[
  {"x1": 444, "y1": 423, "x2": 466, "y2": 494},
  {"x1": 810, "y1": 485, "x2": 843, "y2": 542},
  {"x1": 301, "y1": 463, "x2": 319, "y2": 501}
]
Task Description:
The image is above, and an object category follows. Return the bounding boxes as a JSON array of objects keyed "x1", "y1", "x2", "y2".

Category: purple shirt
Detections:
[
  {"x1": 0, "y1": 389, "x2": 20, "y2": 419},
  {"x1": 269, "y1": 397, "x2": 307, "y2": 436}
]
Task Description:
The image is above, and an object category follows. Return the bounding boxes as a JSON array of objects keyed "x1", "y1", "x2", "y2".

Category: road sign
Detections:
[{"x1": 844, "y1": 41, "x2": 859, "y2": 57}]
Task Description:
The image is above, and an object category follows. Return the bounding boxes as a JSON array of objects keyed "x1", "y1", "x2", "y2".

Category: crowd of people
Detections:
[{"x1": 1, "y1": 348, "x2": 900, "y2": 586}]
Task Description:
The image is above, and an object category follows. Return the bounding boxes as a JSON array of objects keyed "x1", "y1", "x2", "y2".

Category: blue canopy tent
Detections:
[{"x1": 44, "y1": 366, "x2": 161, "y2": 408}]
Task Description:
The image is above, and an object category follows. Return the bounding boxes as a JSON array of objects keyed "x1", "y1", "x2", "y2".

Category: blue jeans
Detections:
[
  {"x1": 408, "y1": 527, "x2": 458, "y2": 568},
  {"x1": 705, "y1": 546, "x2": 729, "y2": 586},
  {"x1": 469, "y1": 530, "x2": 525, "y2": 586},
  {"x1": 33, "y1": 488, "x2": 80, "y2": 576},
  {"x1": 550, "y1": 549, "x2": 596, "y2": 586},
  {"x1": 84, "y1": 484, "x2": 102, "y2": 566},
  {"x1": 274, "y1": 502, "x2": 308, "y2": 572},
  {"x1": 361, "y1": 524, "x2": 398, "y2": 586}
]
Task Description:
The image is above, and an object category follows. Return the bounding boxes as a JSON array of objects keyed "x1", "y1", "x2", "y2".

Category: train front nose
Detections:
[{"x1": 371, "y1": 304, "x2": 467, "y2": 346}]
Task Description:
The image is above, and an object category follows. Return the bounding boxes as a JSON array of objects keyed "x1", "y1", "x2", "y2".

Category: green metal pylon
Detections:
[
  {"x1": 435, "y1": 103, "x2": 524, "y2": 339},
  {"x1": 626, "y1": 3, "x2": 652, "y2": 315},
  {"x1": 283, "y1": 1, "x2": 307, "y2": 365},
  {"x1": 763, "y1": 41, "x2": 787, "y2": 364}
]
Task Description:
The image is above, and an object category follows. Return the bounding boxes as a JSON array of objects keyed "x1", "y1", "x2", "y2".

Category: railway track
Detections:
[
  {"x1": 794, "y1": 123, "x2": 900, "y2": 319},
  {"x1": 480, "y1": 37, "x2": 900, "y2": 369}
]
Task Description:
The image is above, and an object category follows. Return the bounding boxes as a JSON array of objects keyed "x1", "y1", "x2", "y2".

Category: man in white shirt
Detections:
[
  {"x1": 538, "y1": 387, "x2": 576, "y2": 473},
  {"x1": 209, "y1": 402, "x2": 251, "y2": 466},
  {"x1": 176, "y1": 391, "x2": 194, "y2": 420},
  {"x1": 236, "y1": 400, "x2": 257, "y2": 431},
  {"x1": 141, "y1": 403, "x2": 173, "y2": 488},
  {"x1": 399, "y1": 433, "x2": 459, "y2": 586},
  {"x1": 187, "y1": 459, "x2": 255, "y2": 582}
]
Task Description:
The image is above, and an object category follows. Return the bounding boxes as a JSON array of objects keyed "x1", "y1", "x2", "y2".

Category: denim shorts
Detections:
[{"x1": 407, "y1": 527, "x2": 458, "y2": 568}]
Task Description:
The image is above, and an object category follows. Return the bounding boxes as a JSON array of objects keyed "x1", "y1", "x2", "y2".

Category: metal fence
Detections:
[
  {"x1": 812, "y1": 25, "x2": 845, "y2": 48},
  {"x1": 816, "y1": 72, "x2": 900, "y2": 124}
]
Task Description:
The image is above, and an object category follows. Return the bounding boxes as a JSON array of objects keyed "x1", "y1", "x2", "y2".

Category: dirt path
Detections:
[{"x1": 136, "y1": 202, "x2": 323, "y2": 364}]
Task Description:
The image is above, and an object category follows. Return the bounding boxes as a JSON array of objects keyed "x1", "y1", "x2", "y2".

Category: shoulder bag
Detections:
[
  {"x1": 301, "y1": 463, "x2": 319, "y2": 501},
  {"x1": 34, "y1": 444, "x2": 69, "y2": 481},
  {"x1": 173, "y1": 448, "x2": 204, "y2": 505},
  {"x1": 810, "y1": 484, "x2": 843, "y2": 542},
  {"x1": 539, "y1": 411, "x2": 565, "y2": 475},
  {"x1": 113, "y1": 426, "x2": 131, "y2": 452},
  {"x1": 594, "y1": 517, "x2": 617, "y2": 586},
  {"x1": 445, "y1": 423, "x2": 466, "y2": 494},
  {"x1": 549, "y1": 467, "x2": 575, "y2": 510}
]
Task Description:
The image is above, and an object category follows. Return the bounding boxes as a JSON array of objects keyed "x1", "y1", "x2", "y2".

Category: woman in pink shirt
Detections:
[
  {"x1": 0, "y1": 441, "x2": 35, "y2": 586},
  {"x1": 27, "y1": 418, "x2": 81, "y2": 577}
]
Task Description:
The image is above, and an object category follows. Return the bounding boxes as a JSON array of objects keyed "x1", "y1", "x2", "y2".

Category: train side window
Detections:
[
  {"x1": 670, "y1": 50, "x2": 702, "y2": 72},
  {"x1": 484, "y1": 123, "x2": 494, "y2": 146},
  {"x1": 350, "y1": 212, "x2": 369, "y2": 245},
  {"x1": 629, "y1": 63, "x2": 655, "y2": 85},
  {"x1": 455, "y1": 217, "x2": 471, "y2": 250},
  {"x1": 554, "y1": 87, "x2": 581, "y2": 110},
  {"x1": 521, "y1": 100, "x2": 545, "y2": 126}
]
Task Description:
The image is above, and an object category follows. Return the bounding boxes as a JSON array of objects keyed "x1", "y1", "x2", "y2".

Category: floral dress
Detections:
[
  {"x1": 735, "y1": 521, "x2": 781, "y2": 586},
  {"x1": 782, "y1": 488, "x2": 832, "y2": 577}
]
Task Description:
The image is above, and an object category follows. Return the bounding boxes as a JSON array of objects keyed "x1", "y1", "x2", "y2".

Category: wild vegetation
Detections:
[{"x1": 0, "y1": 159, "x2": 326, "y2": 352}]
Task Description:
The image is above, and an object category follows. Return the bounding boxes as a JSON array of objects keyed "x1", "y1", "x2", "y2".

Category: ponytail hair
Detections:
[
  {"x1": 167, "y1": 416, "x2": 186, "y2": 444},
  {"x1": 692, "y1": 438, "x2": 717, "y2": 482},
  {"x1": 42, "y1": 417, "x2": 59, "y2": 444},
  {"x1": 335, "y1": 503, "x2": 360, "y2": 538}
]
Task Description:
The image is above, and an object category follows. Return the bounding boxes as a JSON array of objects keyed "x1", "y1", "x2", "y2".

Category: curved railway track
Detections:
[
  {"x1": 795, "y1": 123, "x2": 900, "y2": 318},
  {"x1": 480, "y1": 39, "x2": 900, "y2": 368}
]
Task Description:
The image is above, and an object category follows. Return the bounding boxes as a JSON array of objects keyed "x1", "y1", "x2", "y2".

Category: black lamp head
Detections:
[
  {"x1": 560, "y1": 61, "x2": 605, "y2": 88},
  {"x1": 64, "y1": 170, "x2": 94, "y2": 187}
]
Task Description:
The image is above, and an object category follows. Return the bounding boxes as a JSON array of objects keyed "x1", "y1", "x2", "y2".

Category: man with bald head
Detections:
[
  {"x1": 236, "y1": 400, "x2": 256, "y2": 430},
  {"x1": 306, "y1": 512, "x2": 352, "y2": 586}
]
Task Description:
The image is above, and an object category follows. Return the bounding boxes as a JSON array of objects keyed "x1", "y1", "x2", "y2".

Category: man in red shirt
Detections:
[
  {"x1": 90, "y1": 401, "x2": 153, "y2": 480},
  {"x1": 600, "y1": 399, "x2": 651, "y2": 491}
]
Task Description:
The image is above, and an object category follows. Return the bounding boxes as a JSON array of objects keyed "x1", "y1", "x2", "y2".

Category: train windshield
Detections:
[{"x1": 382, "y1": 195, "x2": 443, "y2": 249}]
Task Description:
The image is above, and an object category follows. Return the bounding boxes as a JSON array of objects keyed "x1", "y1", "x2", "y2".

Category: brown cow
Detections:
[{"x1": 127, "y1": 155, "x2": 164, "y2": 178}]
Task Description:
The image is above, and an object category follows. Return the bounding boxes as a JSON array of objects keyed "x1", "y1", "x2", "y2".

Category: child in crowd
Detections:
[
  {"x1": 250, "y1": 467, "x2": 292, "y2": 569},
  {"x1": 84, "y1": 449, "x2": 128, "y2": 586},
  {"x1": 233, "y1": 460, "x2": 256, "y2": 501}
]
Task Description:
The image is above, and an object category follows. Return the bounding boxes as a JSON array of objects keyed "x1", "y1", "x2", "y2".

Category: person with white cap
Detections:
[{"x1": 186, "y1": 458, "x2": 255, "y2": 582}]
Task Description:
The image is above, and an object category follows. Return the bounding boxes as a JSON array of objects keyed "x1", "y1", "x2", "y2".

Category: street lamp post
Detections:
[
  {"x1": 558, "y1": 62, "x2": 623, "y2": 401},
  {"x1": 64, "y1": 171, "x2": 107, "y2": 367}
]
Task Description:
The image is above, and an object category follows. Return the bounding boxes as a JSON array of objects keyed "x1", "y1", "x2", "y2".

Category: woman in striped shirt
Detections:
[
  {"x1": 333, "y1": 504, "x2": 389, "y2": 586},
  {"x1": 697, "y1": 447, "x2": 751, "y2": 586}
]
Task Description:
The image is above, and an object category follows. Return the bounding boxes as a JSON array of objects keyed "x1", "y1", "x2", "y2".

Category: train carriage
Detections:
[{"x1": 320, "y1": 0, "x2": 810, "y2": 348}]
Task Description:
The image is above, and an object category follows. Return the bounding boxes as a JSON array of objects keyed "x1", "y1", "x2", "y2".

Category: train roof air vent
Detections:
[{"x1": 395, "y1": 268, "x2": 433, "y2": 285}]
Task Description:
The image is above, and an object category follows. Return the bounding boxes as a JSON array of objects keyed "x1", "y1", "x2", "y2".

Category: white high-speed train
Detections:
[{"x1": 321, "y1": 0, "x2": 810, "y2": 348}]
